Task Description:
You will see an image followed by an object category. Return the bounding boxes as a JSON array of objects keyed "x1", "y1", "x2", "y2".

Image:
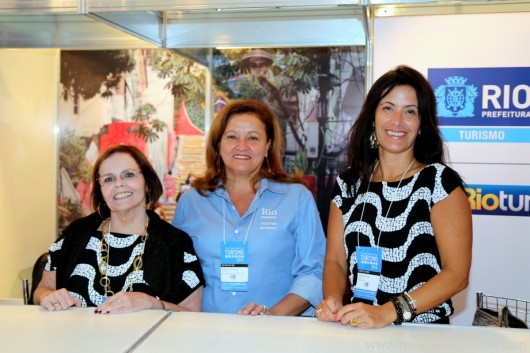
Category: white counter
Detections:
[
  {"x1": 0, "y1": 305, "x2": 167, "y2": 353},
  {"x1": 135, "y1": 311, "x2": 530, "y2": 353},
  {"x1": 1, "y1": 305, "x2": 528, "y2": 353}
]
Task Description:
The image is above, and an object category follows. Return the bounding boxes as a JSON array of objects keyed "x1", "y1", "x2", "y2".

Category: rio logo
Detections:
[
  {"x1": 466, "y1": 184, "x2": 530, "y2": 217},
  {"x1": 261, "y1": 208, "x2": 278, "y2": 216}
]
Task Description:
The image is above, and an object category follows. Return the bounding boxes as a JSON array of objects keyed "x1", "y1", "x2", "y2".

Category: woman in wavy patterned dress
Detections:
[
  {"x1": 34, "y1": 145, "x2": 204, "y2": 314},
  {"x1": 316, "y1": 66, "x2": 472, "y2": 328}
]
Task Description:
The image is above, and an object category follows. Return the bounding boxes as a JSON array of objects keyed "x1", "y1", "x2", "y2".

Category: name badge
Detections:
[
  {"x1": 353, "y1": 246, "x2": 382, "y2": 301},
  {"x1": 220, "y1": 242, "x2": 249, "y2": 292}
]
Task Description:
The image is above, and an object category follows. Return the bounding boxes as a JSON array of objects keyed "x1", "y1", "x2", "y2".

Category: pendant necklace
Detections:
[{"x1": 99, "y1": 216, "x2": 149, "y2": 298}]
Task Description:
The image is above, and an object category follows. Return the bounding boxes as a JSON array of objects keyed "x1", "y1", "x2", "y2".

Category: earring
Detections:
[
  {"x1": 369, "y1": 130, "x2": 379, "y2": 149},
  {"x1": 97, "y1": 202, "x2": 107, "y2": 219}
]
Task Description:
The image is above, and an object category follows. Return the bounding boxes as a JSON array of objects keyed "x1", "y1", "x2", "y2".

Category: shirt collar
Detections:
[{"x1": 213, "y1": 178, "x2": 288, "y2": 199}]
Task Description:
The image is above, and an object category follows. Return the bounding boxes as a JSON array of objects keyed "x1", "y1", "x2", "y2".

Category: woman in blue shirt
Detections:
[{"x1": 172, "y1": 99, "x2": 325, "y2": 316}]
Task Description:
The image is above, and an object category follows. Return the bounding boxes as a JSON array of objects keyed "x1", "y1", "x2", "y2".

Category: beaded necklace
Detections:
[{"x1": 99, "y1": 216, "x2": 149, "y2": 298}]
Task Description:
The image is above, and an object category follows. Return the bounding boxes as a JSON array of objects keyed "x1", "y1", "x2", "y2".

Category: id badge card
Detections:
[
  {"x1": 220, "y1": 242, "x2": 249, "y2": 292},
  {"x1": 353, "y1": 246, "x2": 382, "y2": 301}
]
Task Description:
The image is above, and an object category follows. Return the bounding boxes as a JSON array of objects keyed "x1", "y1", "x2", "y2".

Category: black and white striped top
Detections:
[
  {"x1": 332, "y1": 163, "x2": 463, "y2": 323},
  {"x1": 46, "y1": 229, "x2": 203, "y2": 307}
]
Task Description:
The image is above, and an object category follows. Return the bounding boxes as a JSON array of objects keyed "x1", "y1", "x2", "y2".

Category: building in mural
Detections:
[{"x1": 58, "y1": 49, "x2": 207, "y2": 228}]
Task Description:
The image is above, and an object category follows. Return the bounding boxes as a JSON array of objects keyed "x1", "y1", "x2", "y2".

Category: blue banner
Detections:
[
  {"x1": 440, "y1": 127, "x2": 530, "y2": 143},
  {"x1": 428, "y1": 67, "x2": 530, "y2": 127},
  {"x1": 465, "y1": 184, "x2": 530, "y2": 217}
]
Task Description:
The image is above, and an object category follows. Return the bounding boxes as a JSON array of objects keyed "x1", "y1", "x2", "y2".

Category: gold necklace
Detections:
[{"x1": 99, "y1": 216, "x2": 149, "y2": 298}]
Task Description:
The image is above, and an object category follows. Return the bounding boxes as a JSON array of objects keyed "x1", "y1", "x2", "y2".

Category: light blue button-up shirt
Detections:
[{"x1": 172, "y1": 178, "x2": 325, "y2": 316}]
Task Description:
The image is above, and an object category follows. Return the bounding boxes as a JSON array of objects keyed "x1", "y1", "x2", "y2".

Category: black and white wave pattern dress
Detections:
[
  {"x1": 45, "y1": 231, "x2": 202, "y2": 307},
  {"x1": 332, "y1": 163, "x2": 462, "y2": 323}
]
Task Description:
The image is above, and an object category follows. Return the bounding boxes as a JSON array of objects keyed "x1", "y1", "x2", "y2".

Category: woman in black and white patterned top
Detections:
[
  {"x1": 34, "y1": 145, "x2": 204, "y2": 314},
  {"x1": 315, "y1": 66, "x2": 472, "y2": 328}
]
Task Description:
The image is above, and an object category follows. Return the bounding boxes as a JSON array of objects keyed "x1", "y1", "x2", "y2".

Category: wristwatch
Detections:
[{"x1": 402, "y1": 306, "x2": 412, "y2": 321}]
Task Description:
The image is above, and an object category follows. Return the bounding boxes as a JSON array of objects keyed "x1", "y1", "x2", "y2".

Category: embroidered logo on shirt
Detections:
[{"x1": 259, "y1": 208, "x2": 278, "y2": 230}]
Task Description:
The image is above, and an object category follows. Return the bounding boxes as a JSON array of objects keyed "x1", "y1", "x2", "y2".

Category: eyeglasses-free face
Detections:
[{"x1": 98, "y1": 169, "x2": 142, "y2": 186}]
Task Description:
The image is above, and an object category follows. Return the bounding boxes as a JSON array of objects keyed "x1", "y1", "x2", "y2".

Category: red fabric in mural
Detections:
[
  {"x1": 99, "y1": 122, "x2": 147, "y2": 154},
  {"x1": 76, "y1": 179, "x2": 93, "y2": 216},
  {"x1": 175, "y1": 101, "x2": 204, "y2": 136}
]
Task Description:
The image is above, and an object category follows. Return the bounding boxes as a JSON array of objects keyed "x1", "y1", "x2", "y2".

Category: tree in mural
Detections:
[
  {"x1": 128, "y1": 103, "x2": 168, "y2": 143},
  {"x1": 58, "y1": 128, "x2": 90, "y2": 229},
  {"x1": 60, "y1": 50, "x2": 136, "y2": 114},
  {"x1": 213, "y1": 47, "x2": 364, "y2": 168},
  {"x1": 212, "y1": 47, "x2": 365, "y2": 228},
  {"x1": 58, "y1": 49, "x2": 168, "y2": 227},
  {"x1": 151, "y1": 49, "x2": 207, "y2": 131}
]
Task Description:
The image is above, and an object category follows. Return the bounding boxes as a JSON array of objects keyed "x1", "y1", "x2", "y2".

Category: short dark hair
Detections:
[
  {"x1": 347, "y1": 65, "x2": 445, "y2": 180},
  {"x1": 90, "y1": 144, "x2": 163, "y2": 217}
]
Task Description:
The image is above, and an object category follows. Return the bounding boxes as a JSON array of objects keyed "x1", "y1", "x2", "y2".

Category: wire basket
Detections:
[{"x1": 476, "y1": 292, "x2": 530, "y2": 325}]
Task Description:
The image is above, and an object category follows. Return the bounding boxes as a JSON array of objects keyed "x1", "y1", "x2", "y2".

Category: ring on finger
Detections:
[
  {"x1": 350, "y1": 317, "x2": 357, "y2": 326},
  {"x1": 316, "y1": 308, "x2": 323, "y2": 316},
  {"x1": 52, "y1": 302, "x2": 61, "y2": 309},
  {"x1": 261, "y1": 305, "x2": 267, "y2": 315}
]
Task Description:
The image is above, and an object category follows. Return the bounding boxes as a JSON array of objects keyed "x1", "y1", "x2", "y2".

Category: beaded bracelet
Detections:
[
  {"x1": 160, "y1": 299, "x2": 167, "y2": 311},
  {"x1": 389, "y1": 296, "x2": 404, "y2": 325},
  {"x1": 400, "y1": 292, "x2": 416, "y2": 320},
  {"x1": 397, "y1": 295, "x2": 414, "y2": 322}
]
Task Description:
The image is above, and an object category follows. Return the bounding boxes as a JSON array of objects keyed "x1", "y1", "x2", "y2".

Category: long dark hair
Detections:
[
  {"x1": 91, "y1": 144, "x2": 163, "y2": 218},
  {"x1": 347, "y1": 65, "x2": 445, "y2": 181}
]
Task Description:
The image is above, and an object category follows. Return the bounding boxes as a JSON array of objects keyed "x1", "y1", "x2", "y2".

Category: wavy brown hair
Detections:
[
  {"x1": 91, "y1": 144, "x2": 163, "y2": 218},
  {"x1": 193, "y1": 99, "x2": 305, "y2": 195}
]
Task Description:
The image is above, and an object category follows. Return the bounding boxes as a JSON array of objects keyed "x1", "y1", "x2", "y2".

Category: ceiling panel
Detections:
[
  {"x1": 0, "y1": 14, "x2": 155, "y2": 48},
  {"x1": 91, "y1": 6, "x2": 366, "y2": 49},
  {"x1": 1, "y1": 0, "x2": 529, "y2": 49},
  {"x1": 0, "y1": 0, "x2": 80, "y2": 14},
  {"x1": 85, "y1": 0, "x2": 359, "y2": 12}
]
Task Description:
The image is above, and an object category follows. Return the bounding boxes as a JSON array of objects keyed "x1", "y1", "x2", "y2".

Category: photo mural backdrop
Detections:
[
  {"x1": 58, "y1": 48, "x2": 208, "y2": 230},
  {"x1": 211, "y1": 46, "x2": 366, "y2": 229},
  {"x1": 58, "y1": 47, "x2": 365, "y2": 232}
]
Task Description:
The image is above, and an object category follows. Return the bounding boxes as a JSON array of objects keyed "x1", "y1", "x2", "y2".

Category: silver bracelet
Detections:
[{"x1": 403, "y1": 291, "x2": 417, "y2": 311}]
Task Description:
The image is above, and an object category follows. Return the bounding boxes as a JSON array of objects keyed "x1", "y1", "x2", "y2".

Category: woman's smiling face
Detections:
[
  {"x1": 375, "y1": 85, "x2": 421, "y2": 157},
  {"x1": 219, "y1": 113, "x2": 270, "y2": 180},
  {"x1": 98, "y1": 152, "x2": 147, "y2": 216}
]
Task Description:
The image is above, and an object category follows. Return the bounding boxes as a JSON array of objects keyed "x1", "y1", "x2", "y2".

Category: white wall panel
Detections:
[{"x1": 374, "y1": 11, "x2": 530, "y2": 325}]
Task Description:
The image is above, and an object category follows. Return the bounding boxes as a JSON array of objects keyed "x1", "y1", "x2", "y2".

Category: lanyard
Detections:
[{"x1": 356, "y1": 158, "x2": 415, "y2": 248}]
